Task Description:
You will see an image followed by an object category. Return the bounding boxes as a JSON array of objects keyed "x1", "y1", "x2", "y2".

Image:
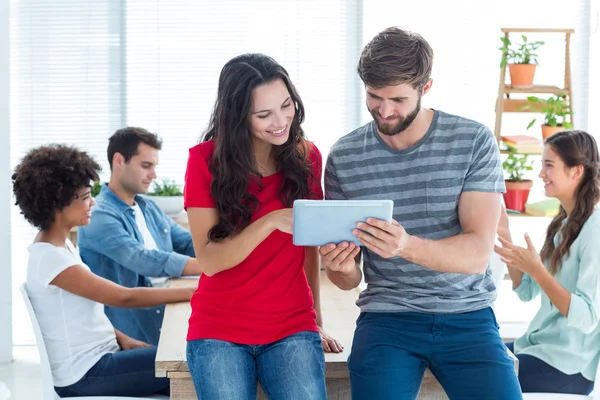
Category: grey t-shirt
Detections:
[{"x1": 324, "y1": 110, "x2": 505, "y2": 314}]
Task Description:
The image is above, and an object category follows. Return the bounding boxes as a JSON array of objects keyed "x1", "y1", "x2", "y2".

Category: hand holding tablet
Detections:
[{"x1": 292, "y1": 199, "x2": 394, "y2": 246}]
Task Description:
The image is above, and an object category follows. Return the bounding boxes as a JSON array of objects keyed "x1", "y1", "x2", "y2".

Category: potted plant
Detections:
[
  {"x1": 145, "y1": 178, "x2": 184, "y2": 217},
  {"x1": 500, "y1": 34, "x2": 544, "y2": 88},
  {"x1": 502, "y1": 152, "x2": 534, "y2": 212},
  {"x1": 91, "y1": 181, "x2": 103, "y2": 197},
  {"x1": 525, "y1": 94, "x2": 573, "y2": 139}
]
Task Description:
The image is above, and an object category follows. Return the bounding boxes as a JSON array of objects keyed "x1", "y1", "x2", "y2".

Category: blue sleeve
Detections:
[
  {"x1": 80, "y1": 209, "x2": 189, "y2": 277},
  {"x1": 463, "y1": 127, "x2": 506, "y2": 193},
  {"x1": 566, "y1": 228, "x2": 600, "y2": 333},
  {"x1": 513, "y1": 273, "x2": 541, "y2": 302},
  {"x1": 169, "y1": 216, "x2": 195, "y2": 257}
]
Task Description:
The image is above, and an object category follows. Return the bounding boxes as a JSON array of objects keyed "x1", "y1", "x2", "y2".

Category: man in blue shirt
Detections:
[{"x1": 79, "y1": 127, "x2": 201, "y2": 345}]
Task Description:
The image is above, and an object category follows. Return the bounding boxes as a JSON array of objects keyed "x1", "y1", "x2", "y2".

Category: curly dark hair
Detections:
[
  {"x1": 12, "y1": 144, "x2": 101, "y2": 230},
  {"x1": 202, "y1": 53, "x2": 316, "y2": 241}
]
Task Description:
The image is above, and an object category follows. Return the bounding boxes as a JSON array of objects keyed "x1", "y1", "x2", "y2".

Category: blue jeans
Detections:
[
  {"x1": 187, "y1": 331, "x2": 326, "y2": 400},
  {"x1": 505, "y1": 342, "x2": 593, "y2": 394},
  {"x1": 348, "y1": 308, "x2": 522, "y2": 400},
  {"x1": 54, "y1": 347, "x2": 169, "y2": 397}
]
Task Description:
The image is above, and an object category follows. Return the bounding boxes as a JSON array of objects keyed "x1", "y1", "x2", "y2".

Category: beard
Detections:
[{"x1": 370, "y1": 95, "x2": 422, "y2": 136}]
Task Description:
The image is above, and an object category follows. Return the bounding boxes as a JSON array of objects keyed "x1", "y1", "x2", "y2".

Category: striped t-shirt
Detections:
[{"x1": 324, "y1": 110, "x2": 505, "y2": 314}]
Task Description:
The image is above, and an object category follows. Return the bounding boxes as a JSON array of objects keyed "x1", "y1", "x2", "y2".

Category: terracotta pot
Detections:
[
  {"x1": 541, "y1": 125, "x2": 566, "y2": 140},
  {"x1": 508, "y1": 64, "x2": 536, "y2": 88},
  {"x1": 503, "y1": 180, "x2": 533, "y2": 212}
]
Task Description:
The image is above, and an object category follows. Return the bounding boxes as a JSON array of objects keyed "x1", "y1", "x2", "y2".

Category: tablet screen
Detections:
[{"x1": 292, "y1": 199, "x2": 394, "y2": 246}]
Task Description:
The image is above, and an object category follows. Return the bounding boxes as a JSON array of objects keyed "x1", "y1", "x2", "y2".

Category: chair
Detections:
[{"x1": 20, "y1": 284, "x2": 168, "y2": 400}]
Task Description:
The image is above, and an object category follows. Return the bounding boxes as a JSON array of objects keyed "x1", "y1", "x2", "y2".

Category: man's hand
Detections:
[
  {"x1": 318, "y1": 325, "x2": 344, "y2": 353},
  {"x1": 319, "y1": 241, "x2": 361, "y2": 273},
  {"x1": 353, "y1": 218, "x2": 411, "y2": 259}
]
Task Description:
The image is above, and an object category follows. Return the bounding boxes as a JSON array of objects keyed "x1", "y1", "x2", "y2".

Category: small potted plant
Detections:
[
  {"x1": 502, "y1": 152, "x2": 534, "y2": 212},
  {"x1": 500, "y1": 34, "x2": 544, "y2": 88},
  {"x1": 525, "y1": 94, "x2": 573, "y2": 139},
  {"x1": 91, "y1": 181, "x2": 103, "y2": 197},
  {"x1": 145, "y1": 178, "x2": 184, "y2": 217}
]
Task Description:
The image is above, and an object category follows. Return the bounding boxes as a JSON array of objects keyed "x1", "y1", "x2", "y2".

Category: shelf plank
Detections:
[
  {"x1": 502, "y1": 99, "x2": 542, "y2": 112},
  {"x1": 503, "y1": 85, "x2": 566, "y2": 95},
  {"x1": 500, "y1": 149, "x2": 541, "y2": 155},
  {"x1": 507, "y1": 213, "x2": 555, "y2": 218},
  {"x1": 501, "y1": 28, "x2": 574, "y2": 34}
]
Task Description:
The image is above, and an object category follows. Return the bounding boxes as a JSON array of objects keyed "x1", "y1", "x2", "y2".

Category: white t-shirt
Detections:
[
  {"x1": 26, "y1": 239, "x2": 120, "y2": 387},
  {"x1": 132, "y1": 203, "x2": 168, "y2": 287},
  {"x1": 132, "y1": 203, "x2": 158, "y2": 251}
]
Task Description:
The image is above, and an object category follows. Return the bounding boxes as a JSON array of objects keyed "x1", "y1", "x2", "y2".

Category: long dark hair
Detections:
[
  {"x1": 540, "y1": 130, "x2": 600, "y2": 274},
  {"x1": 202, "y1": 53, "x2": 315, "y2": 241}
]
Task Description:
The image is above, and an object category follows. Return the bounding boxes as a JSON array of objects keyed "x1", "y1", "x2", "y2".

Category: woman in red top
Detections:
[{"x1": 184, "y1": 53, "x2": 341, "y2": 400}]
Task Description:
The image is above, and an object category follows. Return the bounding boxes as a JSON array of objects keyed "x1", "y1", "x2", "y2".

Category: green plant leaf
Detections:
[
  {"x1": 500, "y1": 34, "x2": 545, "y2": 66},
  {"x1": 91, "y1": 181, "x2": 102, "y2": 197},
  {"x1": 523, "y1": 94, "x2": 573, "y2": 129},
  {"x1": 148, "y1": 178, "x2": 183, "y2": 196},
  {"x1": 502, "y1": 152, "x2": 534, "y2": 182}
]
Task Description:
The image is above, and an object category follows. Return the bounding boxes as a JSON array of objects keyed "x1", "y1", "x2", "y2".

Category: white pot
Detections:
[{"x1": 144, "y1": 195, "x2": 184, "y2": 217}]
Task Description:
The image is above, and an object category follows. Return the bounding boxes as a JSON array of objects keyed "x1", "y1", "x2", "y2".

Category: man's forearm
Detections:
[
  {"x1": 326, "y1": 265, "x2": 362, "y2": 290},
  {"x1": 403, "y1": 233, "x2": 491, "y2": 274}
]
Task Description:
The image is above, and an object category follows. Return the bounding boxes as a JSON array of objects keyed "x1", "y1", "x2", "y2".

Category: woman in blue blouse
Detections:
[{"x1": 495, "y1": 130, "x2": 600, "y2": 395}]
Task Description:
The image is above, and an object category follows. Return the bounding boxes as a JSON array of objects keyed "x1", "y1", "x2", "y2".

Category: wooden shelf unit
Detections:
[{"x1": 494, "y1": 28, "x2": 575, "y2": 148}]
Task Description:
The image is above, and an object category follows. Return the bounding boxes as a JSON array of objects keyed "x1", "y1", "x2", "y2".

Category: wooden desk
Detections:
[{"x1": 156, "y1": 271, "x2": 517, "y2": 400}]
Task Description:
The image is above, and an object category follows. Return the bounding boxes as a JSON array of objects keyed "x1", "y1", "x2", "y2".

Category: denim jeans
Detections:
[
  {"x1": 54, "y1": 347, "x2": 170, "y2": 397},
  {"x1": 187, "y1": 331, "x2": 326, "y2": 400},
  {"x1": 505, "y1": 342, "x2": 594, "y2": 395},
  {"x1": 348, "y1": 308, "x2": 522, "y2": 400}
]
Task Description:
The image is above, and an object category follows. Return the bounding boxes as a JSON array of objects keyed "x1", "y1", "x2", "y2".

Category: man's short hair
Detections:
[
  {"x1": 358, "y1": 27, "x2": 434, "y2": 90},
  {"x1": 107, "y1": 127, "x2": 163, "y2": 170}
]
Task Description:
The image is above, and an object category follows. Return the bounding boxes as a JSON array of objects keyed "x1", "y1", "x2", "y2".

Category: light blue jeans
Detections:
[{"x1": 187, "y1": 331, "x2": 326, "y2": 400}]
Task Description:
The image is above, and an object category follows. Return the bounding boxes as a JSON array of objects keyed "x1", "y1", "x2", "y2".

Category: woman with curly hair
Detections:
[
  {"x1": 495, "y1": 130, "x2": 600, "y2": 395},
  {"x1": 13, "y1": 144, "x2": 193, "y2": 398},
  {"x1": 183, "y1": 53, "x2": 340, "y2": 399}
]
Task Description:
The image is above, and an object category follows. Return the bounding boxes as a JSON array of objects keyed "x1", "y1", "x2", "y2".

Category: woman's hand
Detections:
[
  {"x1": 116, "y1": 330, "x2": 152, "y2": 350},
  {"x1": 318, "y1": 325, "x2": 344, "y2": 353},
  {"x1": 494, "y1": 234, "x2": 545, "y2": 277},
  {"x1": 266, "y1": 208, "x2": 293, "y2": 234}
]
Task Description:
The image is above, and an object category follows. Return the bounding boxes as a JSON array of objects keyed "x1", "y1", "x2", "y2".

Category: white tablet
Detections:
[{"x1": 292, "y1": 199, "x2": 394, "y2": 246}]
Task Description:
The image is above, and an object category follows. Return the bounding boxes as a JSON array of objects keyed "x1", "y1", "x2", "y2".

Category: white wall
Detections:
[
  {"x1": 0, "y1": 0, "x2": 12, "y2": 363},
  {"x1": 588, "y1": 0, "x2": 600, "y2": 137}
]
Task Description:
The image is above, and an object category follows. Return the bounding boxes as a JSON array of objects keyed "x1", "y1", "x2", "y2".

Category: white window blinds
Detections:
[
  {"x1": 9, "y1": 0, "x2": 125, "y2": 345},
  {"x1": 9, "y1": 0, "x2": 358, "y2": 345},
  {"x1": 124, "y1": 0, "x2": 358, "y2": 185}
]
